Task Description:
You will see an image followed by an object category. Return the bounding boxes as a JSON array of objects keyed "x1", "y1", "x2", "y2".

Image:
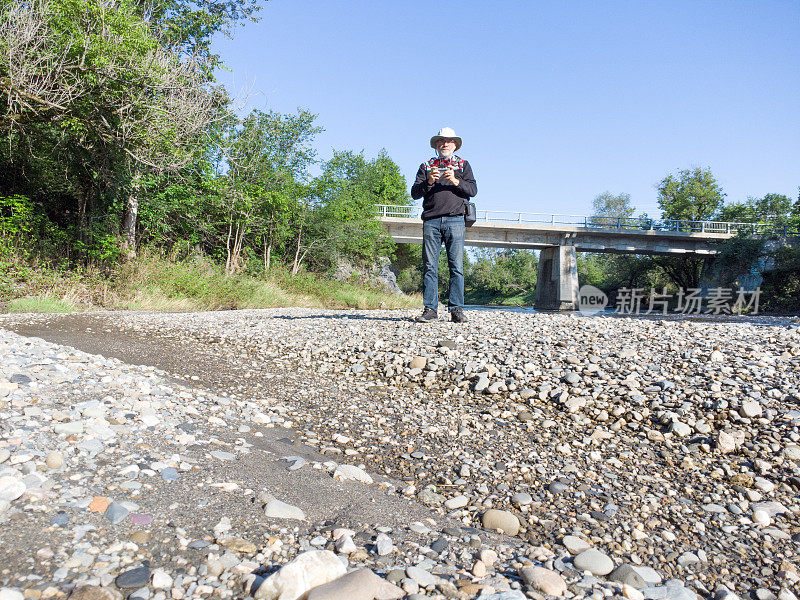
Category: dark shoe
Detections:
[
  {"x1": 415, "y1": 308, "x2": 438, "y2": 323},
  {"x1": 450, "y1": 308, "x2": 468, "y2": 323}
]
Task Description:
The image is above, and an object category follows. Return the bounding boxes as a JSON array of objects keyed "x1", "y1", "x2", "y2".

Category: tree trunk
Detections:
[
  {"x1": 225, "y1": 221, "x2": 233, "y2": 275},
  {"x1": 263, "y1": 237, "x2": 272, "y2": 272},
  {"x1": 232, "y1": 223, "x2": 244, "y2": 274},
  {"x1": 263, "y1": 220, "x2": 273, "y2": 272},
  {"x1": 76, "y1": 185, "x2": 90, "y2": 259},
  {"x1": 78, "y1": 187, "x2": 89, "y2": 233},
  {"x1": 121, "y1": 180, "x2": 139, "y2": 261},
  {"x1": 291, "y1": 219, "x2": 303, "y2": 275}
]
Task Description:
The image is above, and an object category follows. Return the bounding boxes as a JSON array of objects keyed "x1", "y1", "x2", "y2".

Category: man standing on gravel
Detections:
[{"x1": 411, "y1": 127, "x2": 477, "y2": 323}]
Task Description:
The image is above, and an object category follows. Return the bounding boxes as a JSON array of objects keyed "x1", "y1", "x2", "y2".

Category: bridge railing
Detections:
[{"x1": 375, "y1": 205, "x2": 799, "y2": 236}]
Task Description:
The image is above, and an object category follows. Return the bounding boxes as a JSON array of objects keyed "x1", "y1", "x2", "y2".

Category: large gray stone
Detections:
[
  {"x1": 562, "y1": 535, "x2": 590, "y2": 555},
  {"x1": 416, "y1": 488, "x2": 444, "y2": 506},
  {"x1": 254, "y1": 550, "x2": 346, "y2": 600},
  {"x1": 609, "y1": 564, "x2": 647, "y2": 588},
  {"x1": 375, "y1": 533, "x2": 393, "y2": 556},
  {"x1": 783, "y1": 445, "x2": 800, "y2": 461},
  {"x1": 444, "y1": 495, "x2": 469, "y2": 510},
  {"x1": 573, "y1": 548, "x2": 614, "y2": 576},
  {"x1": 510, "y1": 492, "x2": 532, "y2": 507},
  {"x1": 0, "y1": 476, "x2": 25, "y2": 502},
  {"x1": 643, "y1": 585, "x2": 697, "y2": 600},
  {"x1": 629, "y1": 565, "x2": 662, "y2": 585},
  {"x1": 474, "y1": 375, "x2": 490, "y2": 393},
  {"x1": 68, "y1": 586, "x2": 123, "y2": 600},
  {"x1": 519, "y1": 566, "x2": 567, "y2": 596},
  {"x1": 481, "y1": 509, "x2": 521, "y2": 536},
  {"x1": 104, "y1": 502, "x2": 129, "y2": 525},
  {"x1": 306, "y1": 569, "x2": 403, "y2": 600},
  {"x1": 332, "y1": 464, "x2": 373, "y2": 484},
  {"x1": 481, "y1": 592, "x2": 526, "y2": 600},
  {"x1": 264, "y1": 499, "x2": 306, "y2": 521},
  {"x1": 405, "y1": 565, "x2": 436, "y2": 588},
  {"x1": 115, "y1": 565, "x2": 150, "y2": 589},
  {"x1": 740, "y1": 400, "x2": 762, "y2": 418}
]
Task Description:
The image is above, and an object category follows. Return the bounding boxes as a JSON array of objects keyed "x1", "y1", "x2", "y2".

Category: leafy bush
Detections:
[
  {"x1": 0, "y1": 195, "x2": 34, "y2": 256},
  {"x1": 465, "y1": 249, "x2": 538, "y2": 304},
  {"x1": 760, "y1": 245, "x2": 800, "y2": 312}
]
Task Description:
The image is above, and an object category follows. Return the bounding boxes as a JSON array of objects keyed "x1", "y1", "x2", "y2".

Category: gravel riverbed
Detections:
[{"x1": 0, "y1": 308, "x2": 799, "y2": 600}]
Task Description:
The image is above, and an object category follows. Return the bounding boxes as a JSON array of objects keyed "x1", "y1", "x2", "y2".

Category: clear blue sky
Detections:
[{"x1": 213, "y1": 0, "x2": 800, "y2": 218}]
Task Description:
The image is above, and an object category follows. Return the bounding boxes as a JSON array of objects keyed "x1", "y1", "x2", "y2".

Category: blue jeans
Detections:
[{"x1": 422, "y1": 216, "x2": 465, "y2": 311}]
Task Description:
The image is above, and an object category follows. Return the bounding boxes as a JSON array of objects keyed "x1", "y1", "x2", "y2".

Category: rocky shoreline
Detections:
[{"x1": 0, "y1": 309, "x2": 798, "y2": 600}]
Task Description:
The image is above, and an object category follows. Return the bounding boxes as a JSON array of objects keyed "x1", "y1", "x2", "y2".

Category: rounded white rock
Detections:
[
  {"x1": 753, "y1": 509, "x2": 771, "y2": 526},
  {"x1": 254, "y1": 550, "x2": 346, "y2": 600},
  {"x1": 444, "y1": 495, "x2": 469, "y2": 510},
  {"x1": 264, "y1": 499, "x2": 306, "y2": 521},
  {"x1": 332, "y1": 464, "x2": 373, "y2": 484},
  {"x1": 0, "y1": 477, "x2": 25, "y2": 503},
  {"x1": 151, "y1": 569, "x2": 173, "y2": 589},
  {"x1": 45, "y1": 451, "x2": 64, "y2": 470},
  {"x1": 573, "y1": 548, "x2": 615, "y2": 576}
]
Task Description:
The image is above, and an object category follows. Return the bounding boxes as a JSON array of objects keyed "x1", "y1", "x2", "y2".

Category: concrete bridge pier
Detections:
[{"x1": 535, "y1": 245, "x2": 579, "y2": 310}]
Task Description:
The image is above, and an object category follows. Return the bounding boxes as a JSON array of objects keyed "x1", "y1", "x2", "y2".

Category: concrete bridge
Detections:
[{"x1": 376, "y1": 205, "x2": 797, "y2": 310}]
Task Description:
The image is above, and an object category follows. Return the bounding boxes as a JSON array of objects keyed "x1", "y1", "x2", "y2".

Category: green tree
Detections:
[
  {"x1": 465, "y1": 248, "x2": 538, "y2": 304},
  {"x1": 760, "y1": 245, "x2": 800, "y2": 312},
  {"x1": 654, "y1": 255, "x2": 706, "y2": 290},
  {"x1": 577, "y1": 252, "x2": 662, "y2": 293},
  {"x1": 307, "y1": 149, "x2": 409, "y2": 270},
  {"x1": 712, "y1": 232, "x2": 766, "y2": 287},
  {"x1": 657, "y1": 167, "x2": 725, "y2": 222},
  {"x1": 581, "y1": 191, "x2": 660, "y2": 295},
  {"x1": 591, "y1": 191, "x2": 635, "y2": 225},
  {"x1": 654, "y1": 168, "x2": 725, "y2": 289},
  {"x1": 717, "y1": 201, "x2": 751, "y2": 223},
  {"x1": 393, "y1": 243, "x2": 423, "y2": 294},
  {"x1": 0, "y1": 0, "x2": 224, "y2": 258},
  {"x1": 136, "y1": 0, "x2": 262, "y2": 73},
  {"x1": 719, "y1": 193, "x2": 795, "y2": 230},
  {"x1": 224, "y1": 108, "x2": 322, "y2": 274}
]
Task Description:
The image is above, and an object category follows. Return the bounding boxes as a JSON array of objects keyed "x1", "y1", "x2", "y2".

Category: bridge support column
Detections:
[{"x1": 535, "y1": 245, "x2": 579, "y2": 310}]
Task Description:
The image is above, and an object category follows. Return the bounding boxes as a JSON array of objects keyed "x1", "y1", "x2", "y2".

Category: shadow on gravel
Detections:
[{"x1": 273, "y1": 313, "x2": 411, "y2": 322}]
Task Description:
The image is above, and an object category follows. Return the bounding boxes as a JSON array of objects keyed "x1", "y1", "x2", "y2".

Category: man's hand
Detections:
[
  {"x1": 427, "y1": 166, "x2": 440, "y2": 185},
  {"x1": 444, "y1": 166, "x2": 459, "y2": 186}
]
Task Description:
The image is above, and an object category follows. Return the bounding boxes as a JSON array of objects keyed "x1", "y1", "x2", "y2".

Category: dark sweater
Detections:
[{"x1": 411, "y1": 156, "x2": 477, "y2": 221}]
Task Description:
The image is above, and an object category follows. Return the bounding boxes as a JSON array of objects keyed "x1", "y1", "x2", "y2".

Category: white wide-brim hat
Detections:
[{"x1": 430, "y1": 126, "x2": 462, "y2": 151}]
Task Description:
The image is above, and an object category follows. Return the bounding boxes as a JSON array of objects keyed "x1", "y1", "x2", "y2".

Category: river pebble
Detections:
[{"x1": 1, "y1": 308, "x2": 799, "y2": 599}]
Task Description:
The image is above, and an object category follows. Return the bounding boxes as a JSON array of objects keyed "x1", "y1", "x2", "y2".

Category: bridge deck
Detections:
[{"x1": 379, "y1": 217, "x2": 730, "y2": 255}]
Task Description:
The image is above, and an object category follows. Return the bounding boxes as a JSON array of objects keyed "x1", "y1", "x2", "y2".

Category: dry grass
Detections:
[
  {"x1": 0, "y1": 250, "x2": 418, "y2": 313},
  {"x1": 6, "y1": 294, "x2": 79, "y2": 313}
]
